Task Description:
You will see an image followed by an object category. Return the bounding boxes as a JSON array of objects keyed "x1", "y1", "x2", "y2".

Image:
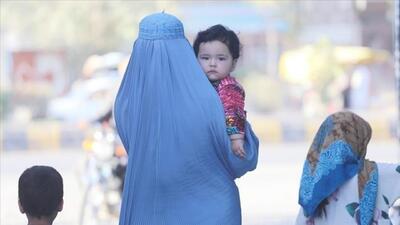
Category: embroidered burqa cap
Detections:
[
  {"x1": 299, "y1": 111, "x2": 378, "y2": 225},
  {"x1": 114, "y1": 12, "x2": 258, "y2": 225}
]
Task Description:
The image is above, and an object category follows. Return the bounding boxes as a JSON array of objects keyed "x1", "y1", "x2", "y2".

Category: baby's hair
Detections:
[
  {"x1": 193, "y1": 24, "x2": 241, "y2": 60},
  {"x1": 18, "y1": 165, "x2": 63, "y2": 218}
]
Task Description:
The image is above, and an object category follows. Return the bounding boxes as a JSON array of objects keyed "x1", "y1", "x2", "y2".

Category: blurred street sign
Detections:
[{"x1": 11, "y1": 50, "x2": 67, "y2": 96}]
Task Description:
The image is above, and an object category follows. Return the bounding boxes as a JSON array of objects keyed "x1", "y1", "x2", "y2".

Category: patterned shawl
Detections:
[{"x1": 299, "y1": 111, "x2": 378, "y2": 225}]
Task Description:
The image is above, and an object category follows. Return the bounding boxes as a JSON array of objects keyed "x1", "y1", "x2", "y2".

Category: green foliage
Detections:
[
  {"x1": 0, "y1": 92, "x2": 8, "y2": 120},
  {"x1": 1, "y1": 1, "x2": 177, "y2": 80},
  {"x1": 1, "y1": 2, "x2": 176, "y2": 51},
  {"x1": 308, "y1": 39, "x2": 344, "y2": 103}
]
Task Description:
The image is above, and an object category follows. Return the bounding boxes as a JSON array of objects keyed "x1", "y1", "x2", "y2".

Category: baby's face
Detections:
[{"x1": 197, "y1": 40, "x2": 236, "y2": 81}]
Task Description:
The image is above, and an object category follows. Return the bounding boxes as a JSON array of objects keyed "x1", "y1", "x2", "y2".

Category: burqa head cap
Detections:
[{"x1": 138, "y1": 12, "x2": 184, "y2": 40}]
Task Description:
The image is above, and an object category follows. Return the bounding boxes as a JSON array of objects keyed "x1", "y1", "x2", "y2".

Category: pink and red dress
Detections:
[{"x1": 211, "y1": 75, "x2": 246, "y2": 136}]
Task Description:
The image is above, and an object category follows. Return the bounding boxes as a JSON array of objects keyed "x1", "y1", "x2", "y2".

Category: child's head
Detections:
[
  {"x1": 193, "y1": 24, "x2": 241, "y2": 81},
  {"x1": 18, "y1": 165, "x2": 64, "y2": 222}
]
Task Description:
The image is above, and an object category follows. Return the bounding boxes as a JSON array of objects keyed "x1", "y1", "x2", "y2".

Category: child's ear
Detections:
[
  {"x1": 58, "y1": 198, "x2": 64, "y2": 212},
  {"x1": 18, "y1": 200, "x2": 25, "y2": 214},
  {"x1": 231, "y1": 59, "x2": 238, "y2": 72}
]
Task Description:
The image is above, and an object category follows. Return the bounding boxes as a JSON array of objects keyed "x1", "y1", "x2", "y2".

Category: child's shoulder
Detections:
[
  {"x1": 221, "y1": 76, "x2": 243, "y2": 89},
  {"x1": 218, "y1": 76, "x2": 245, "y2": 97}
]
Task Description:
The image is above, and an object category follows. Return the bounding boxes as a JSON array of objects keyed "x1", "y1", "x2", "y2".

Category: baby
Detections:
[{"x1": 194, "y1": 24, "x2": 246, "y2": 158}]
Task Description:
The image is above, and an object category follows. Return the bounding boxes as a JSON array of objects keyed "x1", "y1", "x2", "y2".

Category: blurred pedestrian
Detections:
[
  {"x1": 18, "y1": 165, "x2": 64, "y2": 225},
  {"x1": 114, "y1": 12, "x2": 258, "y2": 225},
  {"x1": 349, "y1": 65, "x2": 371, "y2": 109},
  {"x1": 295, "y1": 111, "x2": 400, "y2": 225},
  {"x1": 193, "y1": 24, "x2": 246, "y2": 159},
  {"x1": 342, "y1": 74, "x2": 352, "y2": 109}
]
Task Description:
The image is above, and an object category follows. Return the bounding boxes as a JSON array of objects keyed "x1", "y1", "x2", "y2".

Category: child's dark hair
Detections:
[
  {"x1": 193, "y1": 24, "x2": 241, "y2": 60},
  {"x1": 18, "y1": 165, "x2": 63, "y2": 218}
]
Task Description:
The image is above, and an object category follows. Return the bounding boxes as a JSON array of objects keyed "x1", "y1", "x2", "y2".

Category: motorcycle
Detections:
[{"x1": 79, "y1": 120, "x2": 127, "y2": 225}]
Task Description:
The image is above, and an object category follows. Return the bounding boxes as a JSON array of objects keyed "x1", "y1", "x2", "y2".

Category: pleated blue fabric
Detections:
[{"x1": 114, "y1": 13, "x2": 259, "y2": 225}]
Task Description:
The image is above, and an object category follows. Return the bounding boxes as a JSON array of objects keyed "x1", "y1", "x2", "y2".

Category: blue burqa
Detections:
[{"x1": 114, "y1": 12, "x2": 259, "y2": 225}]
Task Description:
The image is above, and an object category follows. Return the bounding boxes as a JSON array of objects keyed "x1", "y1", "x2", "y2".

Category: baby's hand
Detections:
[{"x1": 231, "y1": 138, "x2": 245, "y2": 159}]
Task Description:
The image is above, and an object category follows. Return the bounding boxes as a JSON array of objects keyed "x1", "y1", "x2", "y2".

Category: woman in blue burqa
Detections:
[{"x1": 114, "y1": 12, "x2": 259, "y2": 225}]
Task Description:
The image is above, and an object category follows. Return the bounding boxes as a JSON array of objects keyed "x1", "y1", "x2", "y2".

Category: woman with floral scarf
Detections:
[{"x1": 296, "y1": 111, "x2": 400, "y2": 225}]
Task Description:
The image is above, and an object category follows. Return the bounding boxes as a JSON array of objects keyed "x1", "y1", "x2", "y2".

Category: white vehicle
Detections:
[
  {"x1": 47, "y1": 74, "x2": 120, "y2": 122},
  {"x1": 47, "y1": 52, "x2": 127, "y2": 122}
]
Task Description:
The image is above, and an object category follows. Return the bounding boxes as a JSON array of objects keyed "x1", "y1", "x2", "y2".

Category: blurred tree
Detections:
[
  {"x1": 1, "y1": 1, "x2": 178, "y2": 51},
  {"x1": 308, "y1": 39, "x2": 343, "y2": 104},
  {"x1": 1, "y1": 1, "x2": 177, "y2": 79}
]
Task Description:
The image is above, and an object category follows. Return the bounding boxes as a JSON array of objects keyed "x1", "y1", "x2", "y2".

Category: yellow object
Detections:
[
  {"x1": 82, "y1": 139, "x2": 93, "y2": 151},
  {"x1": 279, "y1": 45, "x2": 390, "y2": 84},
  {"x1": 27, "y1": 121, "x2": 60, "y2": 150},
  {"x1": 251, "y1": 117, "x2": 282, "y2": 142}
]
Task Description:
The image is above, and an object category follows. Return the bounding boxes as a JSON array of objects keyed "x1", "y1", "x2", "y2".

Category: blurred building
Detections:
[
  {"x1": 178, "y1": 1, "x2": 289, "y2": 76},
  {"x1": 354, "y1": 0, "x2": 394, "y2": 51},
  {"x1": 9, "y1": 50, "x2": 67, "y2": 120},
  {"x1": 294, "y1": 1, "x2": 362, "y2": 45},
  {"x1": 294, "y1": 0, "x2": 393, "y2": 50}
]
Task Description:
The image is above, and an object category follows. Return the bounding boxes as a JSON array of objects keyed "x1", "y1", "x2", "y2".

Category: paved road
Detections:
[{"x1": 1, "y1": 141, "x2": 399, "y2": 225}]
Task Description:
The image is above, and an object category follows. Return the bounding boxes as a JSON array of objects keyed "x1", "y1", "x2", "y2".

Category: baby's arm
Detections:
[{"x1": 219, "y1": 82, "x2": 246, "y2": 158}]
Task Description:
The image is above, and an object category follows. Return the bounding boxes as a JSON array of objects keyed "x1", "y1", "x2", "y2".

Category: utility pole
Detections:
[{"x1": 395, "y1": 0, "x2": 400, "y2": 146}]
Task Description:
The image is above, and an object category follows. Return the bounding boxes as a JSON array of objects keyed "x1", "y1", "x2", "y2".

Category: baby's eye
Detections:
[
  {"x1": 218, "y1": 57, "x2": 226, "y2": 61},
  {"x1": 200, "y1": 56, "x2": 209, "y2": 60}
]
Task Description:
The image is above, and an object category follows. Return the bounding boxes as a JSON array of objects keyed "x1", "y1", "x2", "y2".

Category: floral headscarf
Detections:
[{"x1": 299, "y1": 111, "x2": 378, "y2": 225}]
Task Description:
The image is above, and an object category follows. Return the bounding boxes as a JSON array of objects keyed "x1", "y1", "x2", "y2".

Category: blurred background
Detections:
[{"x1": 1, "y1": 1, "x2": 399, "y2": 225}]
